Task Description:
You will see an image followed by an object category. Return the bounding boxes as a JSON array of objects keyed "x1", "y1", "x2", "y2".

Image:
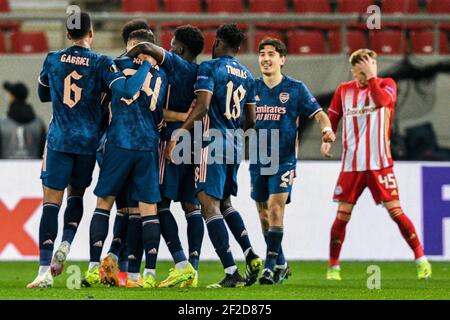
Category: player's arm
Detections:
[
  {"x1": 163, "y1": 109, "x2": 190, "y2": 122},
  {"x1": 106, "y1": 55, "x2": 152, "y2": 99},
  {"x1": 37, "y1": 54, "x2": 51, "y2": 102},
  {"x1": 356, "y1": 55, "x2": 396, "y2": 108},
  {"x1": 244, "y1": 103, "x2": 256, "y2": 130},
  {"x1": 126, "y1": 42, "x2": 164, "y2": 64},
  {"x1": 321, "y1": 84, "x2": 343, "y2": 158}
]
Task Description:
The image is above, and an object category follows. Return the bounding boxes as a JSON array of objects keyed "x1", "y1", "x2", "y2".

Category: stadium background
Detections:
[{"x1": 0, "y1": 0, "x2": 449, "y2": 263}]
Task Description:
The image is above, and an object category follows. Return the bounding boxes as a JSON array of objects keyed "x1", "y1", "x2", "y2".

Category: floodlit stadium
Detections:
[{"x1": 0, "y1": 0, "x2": 449, "y2": 303}]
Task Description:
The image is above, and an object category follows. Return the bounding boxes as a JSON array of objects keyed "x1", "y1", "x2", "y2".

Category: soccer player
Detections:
[
  {"x1": 165, "y1": 24, "x2": 261, "y2": 288},
  {"x1": 128, "y1": 25, "x2": 205, "y2": 288},
  {"x1": 82, "y1": 29, "x2": 168, "y2": 289},
  {"x1": 251, "y1": 38, "x2": 335, "y2": 285},
  {"x1": 27, "y1": 13, "x2": 154, "y2": 289},
  {"x1": 323, "y1": 49, "x2": 432, "y2": 280}
]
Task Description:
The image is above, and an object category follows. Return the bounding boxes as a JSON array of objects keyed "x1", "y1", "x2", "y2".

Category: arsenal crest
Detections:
[{"x1": 279, "y1": 92, "x2": 290, "y2": 103}]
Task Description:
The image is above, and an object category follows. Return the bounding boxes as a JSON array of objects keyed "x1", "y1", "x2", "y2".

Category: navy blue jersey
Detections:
[
  {"x1": 38, "y1": 45, "x2": 126, "y2": 155},
  {"x1": 106, "y1": 56, "x2": 168, "y2": 151},
  {"x1": 250, "y1": 76, "x2": 322, "y2": 171},
  {"x1": 194, "y1": 56, "x2": 256, "y2": 159},
  {"x1": 160, "y1": 50, "x2": 198, "y2": 141}
]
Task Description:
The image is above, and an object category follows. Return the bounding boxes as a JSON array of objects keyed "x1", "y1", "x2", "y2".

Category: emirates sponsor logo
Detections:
[{"x1": 279, "y1": 92, "x2": 290, "y2": 103}]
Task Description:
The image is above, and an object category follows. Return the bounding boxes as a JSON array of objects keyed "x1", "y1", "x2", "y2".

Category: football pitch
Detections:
[{"x1": 0, "y1": 261, "x2": 448, "y2": 300}]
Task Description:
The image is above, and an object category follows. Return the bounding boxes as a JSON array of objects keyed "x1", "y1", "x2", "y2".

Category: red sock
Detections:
[
  {"x1": 389, "y1": 207, "x2": 424, "y2": 259},
  {"x1": 329, "y1": 210, "x2": 351, "y2": 267}
]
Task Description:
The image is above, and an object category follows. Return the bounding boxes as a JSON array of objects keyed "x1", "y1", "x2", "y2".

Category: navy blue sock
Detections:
[
  {"x1": 263, "y1": 229, "x2": 286, "y2": 266},
  {"x1": 39, "y1": 203, "x2": 60, "y2": 266},
  {"x1": 108, "y1": 211, "x2": 128, "y2": 257},
  {"x1": 223, "y1": 207, "x2": 253, "y2": 255},
  {"x1": 265, "y1": 227, "x2": 284, "y2": 271},
  {"x1": 127, "y1": 215, "x2": 143, "y2": 274},
  {"x1": 206, "y1": 215, "x2": 235, "y2": 269},
  {"x1": 118, "y1": 244, "x2": 129, "y2": 272},
  {"x1": 142, "y1": 215, "x2": 160, "y2": 270},
  {"x1": 89, "y1": 208, "x2": 110, "y2": 263},
  {"x1": 158, "y1": 208, "x2": 186, "y2": 264},
  {"x1": 185, "y1": 209, "x2": 204, "y2": 270},
  {"x1": 61, "y1": 196, "x2": 83, "y2": 244}
]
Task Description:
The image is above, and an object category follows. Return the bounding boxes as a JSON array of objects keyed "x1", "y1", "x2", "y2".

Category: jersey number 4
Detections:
[
  {"x1": 224, "y1": 81, "x2": 246, "y2": 120},
  {"x1": 64, "y1": 71, "x2": 82, "y2": 108},
  {"x1": 121, "y1": 68, "x2": 162, "y2": 111}
]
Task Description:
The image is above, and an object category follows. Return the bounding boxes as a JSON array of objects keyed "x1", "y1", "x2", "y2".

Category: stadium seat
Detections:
[
  {"x1": 286, "y1": 31, "x2": 326, "y2": 55},
  {"x1": 202, "y1": 30, "x2": 216, "y2": 54},
  {"x1": 329, "y1": 30, "x2": 367, "y2": 54},
  {"x1": 338, "y1": 0, "x2": 374, "y2": 13},
  {"x1": 0, "y1": 32, "x2": 6, "y2": 54},
  {"x1": 427, "y1": 0, "x2": 450, "y2": 13},
  {"x1": 369, "y1": 30, "x2": 406, "y2": 54},
  {"x1": 0, "y1": 0, "x2": 21, "y2": 31},
  {"x1": 293, "y1": 0, "x2": 331, "y2": 13},
  {"x1": 249, "y1": 0, "x2": 287, "y2": 13},
  {"x1": 253, "y1": 30, "x2": 284, "y2": 52},
  {"x1": 206, "y1": 0, "x2": 244, "y2": 13},
  {"x1": 10, "y1": 31, "x2": 49, "y2": 54},
  {"x1": 382, "y1": 0, "x2": 420, "y2": 13},
  {"x1": 122, "y1": 0, "x2": 159, "y2": 12},
  {"x1": 164, "y1": 0, "x2": 201, "y2": 12},
  {"x1": 410, "y1": 30, "x2": 450, "y2": 54}
]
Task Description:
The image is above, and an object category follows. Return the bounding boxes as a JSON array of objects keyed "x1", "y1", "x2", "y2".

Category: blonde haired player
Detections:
[{"x1": 322, "y1": 49, "x2": 432, "y2": 281}]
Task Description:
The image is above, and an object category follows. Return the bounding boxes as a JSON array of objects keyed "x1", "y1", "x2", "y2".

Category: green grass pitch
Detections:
[{"x1": 0, "y1": 261, "x2": 448, "y2": 300}]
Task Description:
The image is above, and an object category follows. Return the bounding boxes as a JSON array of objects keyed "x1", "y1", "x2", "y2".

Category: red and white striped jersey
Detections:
[{"x1": 328, "y1": 77, "x2": 397, "y2": 172}]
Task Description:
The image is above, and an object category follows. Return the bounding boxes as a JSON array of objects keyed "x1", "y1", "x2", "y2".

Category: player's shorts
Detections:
[
  {"x1": 195, "y1": 161, "x2": 239, "y2": 201},
  {"x1": 94, "y1": 143, "x2": 161, "y2": 204},
  {"x1": 250, "y1": 166, "x2": 296, "y2": 204},
  {"x1": 333, "y1": 166, "x2": 400, "y2": 205},
  {"x1": 160, "y1": 160, "x2": 199, "y2": 205},
  {"x1": 96, "y1": 147, "x2": 138, "y2": 209},
  {"x1": 41, "y1": 146, "x2": 96, "y2": 191}
]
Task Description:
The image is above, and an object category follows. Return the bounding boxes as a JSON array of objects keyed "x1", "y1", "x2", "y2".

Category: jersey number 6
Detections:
[{"x1": 63, "y1": 70, "x2": 83, "y2": 108}]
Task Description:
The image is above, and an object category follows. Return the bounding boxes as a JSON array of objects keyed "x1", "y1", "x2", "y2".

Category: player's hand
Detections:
[
  {"x1": 138, "y1": 53, "x2": 157, "y2": 67},
  {"x1": 356, "y1": 55, "x2": 377, "y2": 80},
  {"x1": 164, "y1": 140, "x2": 177, "y2": 162},
  {"x1": 322, "y1": 130, "x2": 336, "y2": 143},
  {"x1": 321, "y1": 142, "x2": 333, "y2": 158}
]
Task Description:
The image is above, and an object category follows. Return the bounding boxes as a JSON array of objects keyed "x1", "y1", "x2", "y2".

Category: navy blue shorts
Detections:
[
  {"x1": 250, "y1": 167, "x2": 296, "y2": 204},
  {"x1": 96, "y1": 148, "x2": 138, "y2": 209},
  {"x1": 94, "y1": 143, "x2": 161, "y2": 204},
  {"x1": 160, "y1": 160, "x2": 199, "y2": 205},
  {"x1": 41, "y1": 146, "x2": 96, "y2": 191},
  {"x1": 195, "y1": 161, "x2": 239, "y2": 201}
]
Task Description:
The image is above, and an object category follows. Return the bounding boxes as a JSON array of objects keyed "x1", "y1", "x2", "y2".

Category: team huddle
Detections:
[{"x1": 27, "y1": 12, "x2": 432, "y2": 289}]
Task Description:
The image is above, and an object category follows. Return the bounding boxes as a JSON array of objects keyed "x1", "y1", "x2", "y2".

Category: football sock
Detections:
[
  {"x1": 127, "y1": 215, "x2": 143, "y2": 274},
  {"x1": 263, "y1": 229, "x2": 286, "y2": 266},
  {"x1": 329, "y1": 210, "x2": 351, "y2": 267},
  {"x1": 88, "y1": 262, "x2": 99, "y2": 271},
  {"x1": 61, "y1": 195, "x2": 83, "y2": 244},
  {"x1": 389, "y1": 207, "x2": 425, "y2": 259},
  {"x1": 118, "y1": 244, "x2": 129, "y2": 272},
  {"x1": 158, "y1": 207, "x2": 186, "y2": 264},
  {"x1": 144, "y1": 268, "x2": 156, "y2": 278},
  {"x1": 222, "y1": 207, "x2": 252, "y2": 254},
  {"x1": 38, "y1": 265, "x2": 50, "y2": 277},
  {"x1": 185, "y1": 209, "x2": 203, "y2": 270},
  {"x1": 39, "y1": 203, "x2": 60, "y2": 266},
  {"x1": 142, "y1": 215, "x2": 160, "y2": 271},
  {"x1": 205, "y1": 215, "x2": 236, "y2": 270},
  {"x1": 89, "y1": 208, "x2": 110, "y2": 263},
  {"x1": 108, "y1": 211, "x2": 128, "y2": 257},
  {"x1": 264, "y1": 227, "x2": 284, "y2": 271},
  {"x1": 224, "y1": 265, "x2": 237, "y2": 275}
]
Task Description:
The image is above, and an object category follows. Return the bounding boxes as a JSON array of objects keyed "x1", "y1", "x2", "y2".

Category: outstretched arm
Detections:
[
  {"x1": 126, "y1": 42, "x2": 165, "y2": 64},
  {"x1": 164, "y1": 109, "x2": 190, "y2": 123},
  {"x1": 109, "y1": 56, "x2": 152, "y2": 99}
]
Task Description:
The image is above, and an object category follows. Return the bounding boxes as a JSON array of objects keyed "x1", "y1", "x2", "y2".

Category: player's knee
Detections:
[
  {"x1": 388, "y1": 206, "x2": 403, "y2": 219},
  {"x1": 182, "y1": 202, "x2": 199, "y2": 213},
  {"x1": 259, "y1": 211, "x2": 269, "y2": 229},
  {"x1": 68, "y1": 185, "x2": 85, "y2": 197},
  {"x1": 336, "y1": 210, "x2": 351, "y2": 222}
]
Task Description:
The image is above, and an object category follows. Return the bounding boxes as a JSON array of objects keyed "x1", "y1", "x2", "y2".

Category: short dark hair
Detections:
[
  {"x1": 121, "y1": 19, "x2": 150, "y2": 44},
  {"x1": 67, "y1": 12, "x2": 92, "y2": 40},
  {"x1": 258, "y1": 38, "x2": 287, "y2": 57},
  {"x1": 216, "y1": 24, "x2": 245, "y2": 51},
  {"x1": 128, "y1": 29, "x2": 155, "y2": 44},
  {"x1": 174, "y1": 25, "x2": 204, "y2": 57}
]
